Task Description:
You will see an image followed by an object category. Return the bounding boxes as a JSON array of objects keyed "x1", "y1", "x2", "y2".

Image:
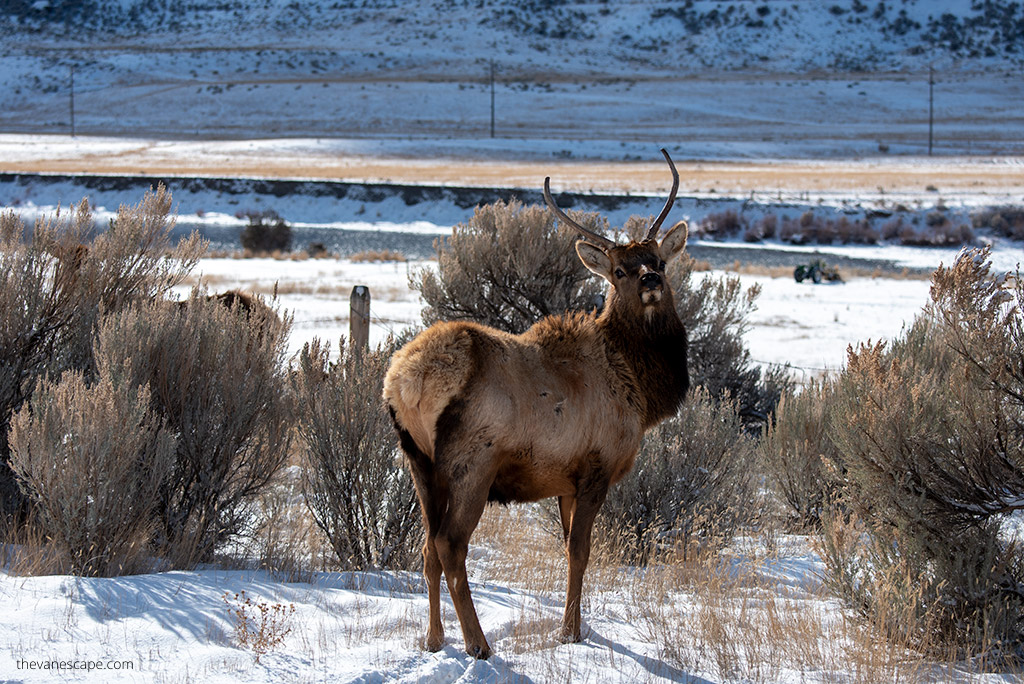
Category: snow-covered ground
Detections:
[
  {"x1": 0, "y1": 533, "x2": 876, "y2": 683},
  {"x1": 4, "y1": 242, "x2": 1011, "y2": 683}
]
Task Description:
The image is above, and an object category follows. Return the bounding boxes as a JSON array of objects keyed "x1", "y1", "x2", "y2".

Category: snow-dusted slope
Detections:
[
  {"x1": 1, "y1": 1, "x2": 1023, "y2": 152},
  {"x1": 6, "y1": 0, "x2": 1024, "y2": 73}
]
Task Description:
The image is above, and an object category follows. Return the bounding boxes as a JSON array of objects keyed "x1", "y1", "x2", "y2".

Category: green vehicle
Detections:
[{"x1": 794, "y1": 258, "x2": 841, "y2": 283}]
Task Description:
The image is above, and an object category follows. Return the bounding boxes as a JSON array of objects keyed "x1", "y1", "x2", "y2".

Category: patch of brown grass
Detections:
[
  {"x1": 350, "y1": 249, "x2": 406, "y2": 263},
  {"x1": 466, "y1": 505, "x2": 1019, "y2": 681},
  {"x1": 0, "y1": 513, "x2": 68, "y2": 576}
]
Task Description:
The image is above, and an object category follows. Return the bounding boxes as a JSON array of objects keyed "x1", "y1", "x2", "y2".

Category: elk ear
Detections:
[
  {"x1": 660, "y1": 220, "x2": 688, "y2": 263},
  {"x1": 575, "y1": 240, "x2": 614, "y2": 281}
]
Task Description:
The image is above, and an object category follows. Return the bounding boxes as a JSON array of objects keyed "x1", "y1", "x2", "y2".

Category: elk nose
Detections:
[{"x1": 640, "y1": 272, "x2": 662, "y2": 289}]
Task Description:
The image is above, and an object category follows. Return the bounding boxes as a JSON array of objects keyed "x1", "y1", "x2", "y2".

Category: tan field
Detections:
[{"x1": 6, "y1": 148, "x2": 1023, "y2": 199}]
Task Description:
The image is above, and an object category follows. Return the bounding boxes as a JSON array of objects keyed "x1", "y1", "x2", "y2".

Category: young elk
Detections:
[{"x1": 383, "y1": 149, "x2": 689, "y2": 659}]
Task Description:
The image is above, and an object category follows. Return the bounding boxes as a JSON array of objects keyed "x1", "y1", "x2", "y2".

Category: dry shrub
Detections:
[
  {"x1": 898, "y1": 220, "x2": 975, "y2": 246},
  {"x1": 760, "y1": 378, "x2": 840, "y2": 530},
  {"x1": 881, "y1": 215, "x2": 906, "y2": 241},
  {"x1": 247, "y1": 464, "x2": 330, "y2": 582},
  {"x1": 629, "y1": 549, "x2": 938, "y2": 683},
  {"x1": 0, "y1": 186, "x2": 204, "y2": 520},
  {"x1": 292, "y1": 336, "x2": 422, "y2": 571},
  {"x1": 974, "y1": 206, "x2": 1024, "y2": 240},
  {"x1": 743, "y1": 213, "x2": 777, "y2": 242},
  {"x1": 223, "y1": 590, "x2": 296, "y2": 663},
  {"x1": 596, "y1": 388, "x2": 758, "y2": 563},
  {"x1": 0, "y1": 511, "x2": 66, "y2": 575},
  {"x1": 669, "y1": 248, "x2": 791, "y2": 427},
  {"x1": 350, "y1": 249, "x2": 406, "y2": 262},
  {"x1": 8, "y1": 371, "x2": 176, "y2": 576},
  {"x1": 821, "y1": 248, "x2": 1024, "y2": 658},
  {"x1": 697, "y1": 209, "x2": 747, "y2": 239},
  {"x1": 95, "y1": 292, "x2": 293, "y2": 568},
  {"x1": 239, "y1": 209, "x2": 292, "y2": 253},
  {"x1": 412, "y1": 199, "x2": 606, "y2": 333},
  {"x1": 757, "y1": 213, "x2": 778, "y2": 239}
]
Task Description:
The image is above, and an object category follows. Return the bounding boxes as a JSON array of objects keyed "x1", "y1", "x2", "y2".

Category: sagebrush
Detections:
[
  {"x1": 8, "y1": 371, "x2": 176, "y2": 576},
  {"x1": 239, "y1": 209, "x2": 292, "y2": 253},
  {"x1": 292, "y1": 335, "x2": 422, "y2": 571},
  {"x1": 596, "y1": 388, "x2": 758, "y2": 563},
  {"x1": 815, "y1": 248, "x2": 1024, "y2": 657},
  {"x1": 96, "y1": 291, "x2": 293, "y2": 568},
  {"x1": 759, "y1": 378, "x2": 839, "y2": 530},
  {"x1": 413, "y1": 199, "x2": 606, "y2": 333},
  {"x1": 0, "y1": 186, "x2": 204, "y2": 521}
]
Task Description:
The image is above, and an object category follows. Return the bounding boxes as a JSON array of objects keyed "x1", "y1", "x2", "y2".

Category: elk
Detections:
[{"x1": 383, "y1": 149, "x2": 690, "y2": 659}]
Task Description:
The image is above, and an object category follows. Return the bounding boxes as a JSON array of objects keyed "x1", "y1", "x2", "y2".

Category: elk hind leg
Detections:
[
  {"x1": 434, "y1": 473, "x2": 492, "y2": 659},
  {"x1": 415, "y1": 483, "x2": 446, "y2": 652},
  {"x1": 391, "y1": 411, "x2": 446, "y2": 651}
]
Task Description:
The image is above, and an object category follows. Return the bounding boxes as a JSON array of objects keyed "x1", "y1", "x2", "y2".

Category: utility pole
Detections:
[
  {"x1": 489, "y1": 58, "x2": 496, "y2": 138},
  {"x1": 928, "y1": 64, "x2": 934, "y2": 156},
  {"x1": 69, "y1": 64, "x2": 76, "y2": 137}
]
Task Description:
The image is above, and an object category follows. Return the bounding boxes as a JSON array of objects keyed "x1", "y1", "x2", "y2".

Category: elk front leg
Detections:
[
  {"x1": 559, "y1": 482, "x2": 609, "y2": 643},
  {"x1": 558, "y1": 495, "x2": 575, "y2": 544}
]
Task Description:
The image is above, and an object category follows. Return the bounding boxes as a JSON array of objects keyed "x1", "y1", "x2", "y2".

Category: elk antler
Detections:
[
  {"x1": 543, "y1": 177, "x2": 617, "y2": 251},
  {"x1": 646, "y1": 148, "x2": 679, "y2": 241}
]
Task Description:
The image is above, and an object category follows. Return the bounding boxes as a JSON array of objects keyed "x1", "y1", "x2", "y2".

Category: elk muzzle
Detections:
[{"x1": 639, "y1": 270, "x2": 664, "y2": 305}]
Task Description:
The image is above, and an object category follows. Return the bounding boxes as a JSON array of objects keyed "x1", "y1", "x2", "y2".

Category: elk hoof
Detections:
[
  {"x1": 466, "y1": 642, "x2": 491, "y2": 660},
  {"x1": 425, "y1": 632, "x2": 444, "y2": 652},
  {"x1": 557, "y1": 629, "x2": 582, "y2": 644}
]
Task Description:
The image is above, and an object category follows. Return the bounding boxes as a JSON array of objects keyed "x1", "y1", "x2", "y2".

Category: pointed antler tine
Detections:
[
  {"x1": 543, "y1": 177, "x2": 616, "y2": 251},
  {"x1": 646, "y1": 148, "x2": 679, "y2": 241}
]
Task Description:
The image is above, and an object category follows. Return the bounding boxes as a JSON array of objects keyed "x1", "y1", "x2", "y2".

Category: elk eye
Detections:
[
  {"x1": 658, "y1": 260, "x2": 667, "y2": 271},
  {"x1": 614, "y1": 268, "x2": 626, "y2": 279}
]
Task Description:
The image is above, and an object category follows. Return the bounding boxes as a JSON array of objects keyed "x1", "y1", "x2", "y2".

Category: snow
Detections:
[
  {"x1": 0, "y1": 532, "x2": 1010, "y2": 682},
  {"x1": 0, "y1": 536, "x2": 877, "y2": 682},
  {"x1": 3, "y1": 1, "x2": 1024, "y2": 680}
]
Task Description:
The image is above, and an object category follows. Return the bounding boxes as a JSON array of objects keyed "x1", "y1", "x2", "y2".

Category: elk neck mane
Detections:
[{"x1": 597, "y1": 293, "x2": 689, "y2": 428}]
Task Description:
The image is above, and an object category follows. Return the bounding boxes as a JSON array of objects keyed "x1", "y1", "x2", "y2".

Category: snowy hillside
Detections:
[
  {"x1": 1, "y1": 1, "x2": 1023, "y2": 153},
  {"x1": 6, "y1": 0, "x2": 1024, "y2": 73}
]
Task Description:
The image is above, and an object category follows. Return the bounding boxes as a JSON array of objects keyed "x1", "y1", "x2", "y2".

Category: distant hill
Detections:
[
  {"x1": 2, "y1": 1, "x2": 1022, "y2": 153},
  {"x1": 4, "y1": 1, "x2": 1023, "y2": 74}
]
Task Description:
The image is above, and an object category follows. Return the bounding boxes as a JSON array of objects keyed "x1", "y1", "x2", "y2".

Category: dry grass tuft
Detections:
[
  {"x1": 223, "y1": 590, "x2": 296, "y2": 663},
  {"x1": 350, "y1": 249, "x2": 406, "y2": 263}
]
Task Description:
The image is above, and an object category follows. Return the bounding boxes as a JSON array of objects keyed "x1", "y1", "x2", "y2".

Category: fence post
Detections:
[{"x1": 350, "y1": 285, "x2": 370, "y2": 351}]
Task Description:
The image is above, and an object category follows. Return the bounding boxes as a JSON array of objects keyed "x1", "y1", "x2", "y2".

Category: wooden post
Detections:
[{"x1": 350, "y1": 285, "x2": 370, "y2": 351}]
